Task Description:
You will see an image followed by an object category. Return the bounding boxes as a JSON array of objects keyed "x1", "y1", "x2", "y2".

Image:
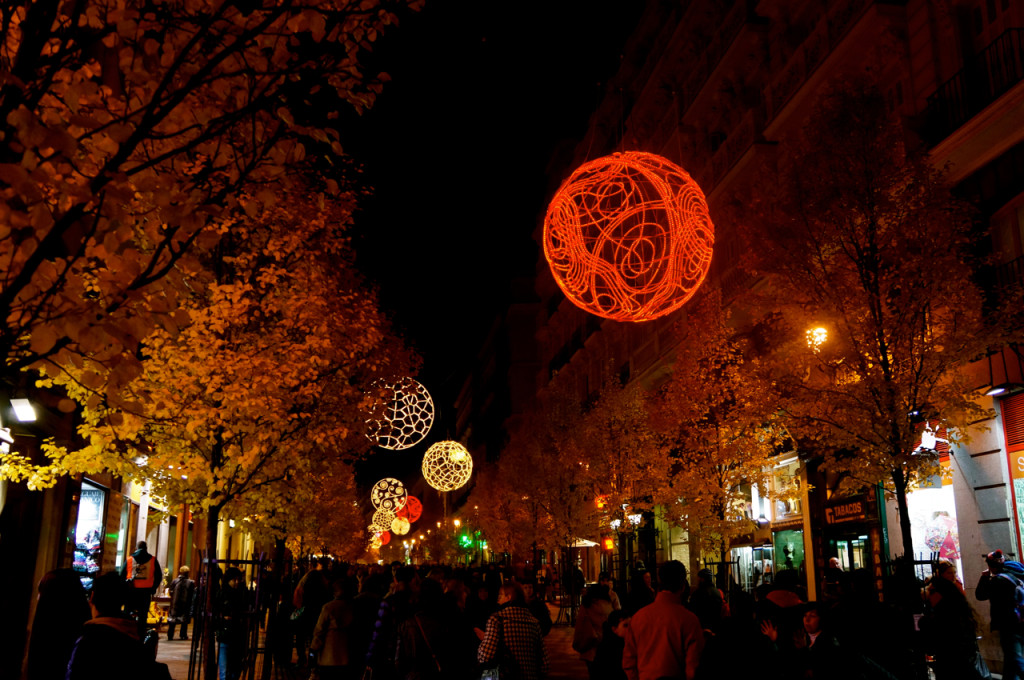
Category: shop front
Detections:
[
  {"x1": 822, "y1": 491, "x2": 886, "y2": 594},
  {"x1": 72, "y1": 481, "x2": 107, "y2": 588}
]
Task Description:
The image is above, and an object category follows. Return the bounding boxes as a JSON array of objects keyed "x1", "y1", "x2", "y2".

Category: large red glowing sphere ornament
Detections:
[
  {"x1": 378, "y1": 531, "x2": 391, "y2": 546},
  {"x1": 395, "y1": 496, "x2": 423, "y2": 523},
  {"x1": 543, "y1": 151, "x2": 714, "y2": 322}
]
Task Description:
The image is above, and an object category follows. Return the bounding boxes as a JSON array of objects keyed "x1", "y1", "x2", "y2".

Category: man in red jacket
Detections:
[{"x1": 622, "y1": 560, "x2": 704, "y2": 680}]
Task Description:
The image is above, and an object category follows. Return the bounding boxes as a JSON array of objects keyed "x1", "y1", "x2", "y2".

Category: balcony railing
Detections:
[{"x1": 923, "y1": 28, "x2": 1024, "y2": 146}]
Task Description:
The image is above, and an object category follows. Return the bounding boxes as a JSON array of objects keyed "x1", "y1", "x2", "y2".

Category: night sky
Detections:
[
  {"x1": 346, "y1": 0, "x2": 643, "y2": 403},
  {"x1": 341, "y1": 1, "x2": 643, "y2": 494}
]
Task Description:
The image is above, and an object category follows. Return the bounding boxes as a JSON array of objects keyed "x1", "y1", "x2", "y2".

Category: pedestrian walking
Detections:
[
  {"x1": 572, "y1": 584, "x2": 614, "y2": 678},
  {"x1": 477, "y1": 582, "x2": 549, "y2": 680},
  {"x1": 167, "y1": 565, "x2": 196, "y2": 641},
  {"x1": 622, "y1": 560, "x2": 704, "y2": 680},
  {"x1": 626, "y1": 569, "x2": 655, "y2": 614},
  {"x1": 123, "y1": 541, "x2": 163, "y2": 637},
  {"x1": 592, "y1": 610, "x2": 630, "y2": 680},
  {"x1": 977, "y1": 549, "x2": 1024, "y2": 679},
  {"x1": 311, "y1": 577, "x2": 355, "y2": 680},
  {"x1": 66, "y1": 571, "x2": 172, "y2": 680},
  {"x1": 26, "y1": 569, "x2": 90, "y2": 680},
  {"x1": 216, "y1": 567, "x2": 249, "y2": 680},
  {"x1": 921, "y1": 560, "x2": 989, "y2": 679}
]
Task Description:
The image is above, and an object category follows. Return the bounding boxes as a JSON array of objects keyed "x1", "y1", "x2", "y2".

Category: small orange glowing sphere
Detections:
[{"x1": 543, "y1": 151, "x2": 714, "y2": 322}]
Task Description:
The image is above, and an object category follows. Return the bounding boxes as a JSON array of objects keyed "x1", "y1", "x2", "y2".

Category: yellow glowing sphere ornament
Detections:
[
  {"x1": 422, "y1": 441, "x2": 473, "y2": 492},
  {"x1": 366, "y1": 378, "x2": 435, "y2": 450},
  {"x1": 370, "y1": 477, "x2": 408, "y2": 513},
  {"x1": 391, "y1": 517, "x2": 411, "y2": 536},
  {"x1": 543, "y1": 151, "x2": 714, "y2": 322},
  {"x1": 371, "y1": 508, "x2": 396, "y2": 533}
]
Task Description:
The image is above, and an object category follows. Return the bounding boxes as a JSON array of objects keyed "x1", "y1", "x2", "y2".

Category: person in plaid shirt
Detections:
[{"x1": 477, "y1": 582, "x2": 549, "y2": 680}]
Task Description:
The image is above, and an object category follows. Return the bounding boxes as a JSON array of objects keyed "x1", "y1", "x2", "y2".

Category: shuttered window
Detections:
[{"x1": 1003, "y1": 392, "x2": 1024, "y2": 452}]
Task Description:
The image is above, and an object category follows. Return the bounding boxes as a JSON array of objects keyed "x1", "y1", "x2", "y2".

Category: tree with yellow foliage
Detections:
[
  {"x1": 649, "y1": 289, "x2": 785, "y2": 562},
  {"x1": 0, "y1": 0, "x2": 418, "y2": 483},
  {"x1": 742, "y1": 81, "x2": 996, "y2": 561},
  {"x1": 43, "y1": 186, "x2": 412, "y2": 677}
]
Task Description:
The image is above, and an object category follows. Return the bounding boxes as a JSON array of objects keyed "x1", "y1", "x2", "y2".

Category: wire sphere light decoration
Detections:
[
  {"x1": 370, "y1": 477, "x2": 408, "y2": 513},
  {"x1": 391, "y1": 516, "x2": 411, "y2": 536},
  {"x1": 422, "y1": 441, "x2": 473, "y2": 492},
  {"x1": 543, "y1": 151, "x2": 714, "y2": 322},
  {"x1": 366, "y1": 378, "x2": 435, "y2": 450},
  {"x1": 371, "y1": 508, "x2": 396, "y2": 533},
  {"x1": 395, "y1": 496, "x2": 423, "y2": 523}
]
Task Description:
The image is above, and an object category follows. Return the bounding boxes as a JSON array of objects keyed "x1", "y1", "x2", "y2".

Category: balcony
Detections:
[{"x1": 922, "y1": 29, "x2": 1024, "y2": 147}]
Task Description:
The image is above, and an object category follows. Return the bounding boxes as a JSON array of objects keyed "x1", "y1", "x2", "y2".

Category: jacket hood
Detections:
[
  {"x1": 131, "y1": 549, "x2": 152, "y2": 563},
  {"x1": 1003, "y1": 561, "x2": 1024, "y2": 577}
]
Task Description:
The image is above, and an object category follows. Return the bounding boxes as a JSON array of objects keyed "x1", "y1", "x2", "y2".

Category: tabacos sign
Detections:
[{"x1": 825, "y1": 499, "x2": 866, "y2": 525}]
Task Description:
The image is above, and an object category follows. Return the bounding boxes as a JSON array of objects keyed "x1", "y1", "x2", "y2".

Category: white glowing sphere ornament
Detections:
[
  {"x1": 370, "y1": 477, "x2": 408, "y2": 513},
  {"x1": 422, "y1": 441, "x2": 474, "y2": 492},
  {"x1": 366, "y1": 378, "x2": 435, "y2": 450}
]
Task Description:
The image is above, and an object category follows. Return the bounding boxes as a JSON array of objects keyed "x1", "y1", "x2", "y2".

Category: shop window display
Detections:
[{"x1": 73, "y1": 482, "x2": 107, "y2": 587}]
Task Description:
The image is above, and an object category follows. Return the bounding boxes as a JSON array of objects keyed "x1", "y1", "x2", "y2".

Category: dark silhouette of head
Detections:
[
  {"x1": 658, "y1": 560, "x2": 688, "y2": 594},
  {"x1": 90, "y1": 571, "x2": 129, "y2": 617}
]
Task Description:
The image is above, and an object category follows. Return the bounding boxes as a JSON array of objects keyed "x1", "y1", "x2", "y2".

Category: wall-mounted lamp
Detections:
[
  {"x1": 986, "y1": 346, "x2": 1024, "y2": 396},
  {"x1": 10, "y1": 398, "x2": 35, "y2": 422}
]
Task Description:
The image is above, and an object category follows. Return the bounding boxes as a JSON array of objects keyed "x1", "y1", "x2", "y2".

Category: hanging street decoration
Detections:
[
  {"x1": 395, "y1": 495, "x2": 423, "y2": 523},
  {"x1": 371, "y1": 508, "x2": 396, "y2": 533},
  {"x1": 422, "y1": 441, "x2": 473, "y2": 492},
  {"x1": 543, "y1": 151, "x2": 714, "y2": 322},
  {"x1": 370, "y1": 535, "x2": 382, "y2": 550},
  {"x1": 378, "y1": 531, "x2": 391, "y2": 546},
  {"x1": 391, "y1": 516, "x2": 411, "y2": 536},
  {"x1": 366, "y1": 378, "x2": 435, "y2": 450},
  {"x1": 370, "y1": 477, "x2": 408, "y2": 513}
]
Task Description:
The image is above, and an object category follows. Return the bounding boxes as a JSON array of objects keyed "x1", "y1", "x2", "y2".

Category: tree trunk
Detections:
[
  {"x1": 892, "y1": 468, "x2": 915, "y2": 562},
  {"x1": 204, "y1": 503, "x2": 221, "y2": 680}
]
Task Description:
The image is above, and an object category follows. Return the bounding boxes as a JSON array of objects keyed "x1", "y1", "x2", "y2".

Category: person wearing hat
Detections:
[{"x1": 977, "y1": 549, "x2": 1024, "y2": 679}]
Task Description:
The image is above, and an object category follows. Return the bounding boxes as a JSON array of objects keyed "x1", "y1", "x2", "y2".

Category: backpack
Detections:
[{"x1": 998, "y1": 573, "x2": 1024, "y2": 623}]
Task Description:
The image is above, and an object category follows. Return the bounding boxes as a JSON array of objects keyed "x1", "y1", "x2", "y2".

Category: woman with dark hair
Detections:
[
  {"x1": 593, "y1": 609, "x2": 630, "y2": 680},
  {"x1": 626, "y1": 570, "x2": 655, "y2": 614},
  {"x1": 26, "y1": 569, "x2": 91, "y2": 680}
]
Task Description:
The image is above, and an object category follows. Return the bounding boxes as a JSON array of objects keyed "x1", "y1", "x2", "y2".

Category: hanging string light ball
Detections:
[
  {"x1": 371, "y1": 508, "x2": 396, "y2": 533},
  {"x1": 391, "y1": 516, "x2": 411, "y2": 536},
  {"x1": 543, "y1": 151, "x2": 714, "y2": 322},
  {"x1": 396, "y1": 495, "x2": 423, "y2": 523},
  {"x1": 370, "y1": 477, "x2": 408, "y2": 513},
  {"x1": 366, "y1": 378, "x2": 435, "y2": 450},
  {"x1": 422, "y1": 441, "x2": 473, "y2": 492}
]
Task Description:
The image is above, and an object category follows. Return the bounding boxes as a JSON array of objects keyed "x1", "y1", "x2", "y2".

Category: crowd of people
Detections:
[{"x1": 21, "y1": 545, "x2": 1024, "y2": 680}]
